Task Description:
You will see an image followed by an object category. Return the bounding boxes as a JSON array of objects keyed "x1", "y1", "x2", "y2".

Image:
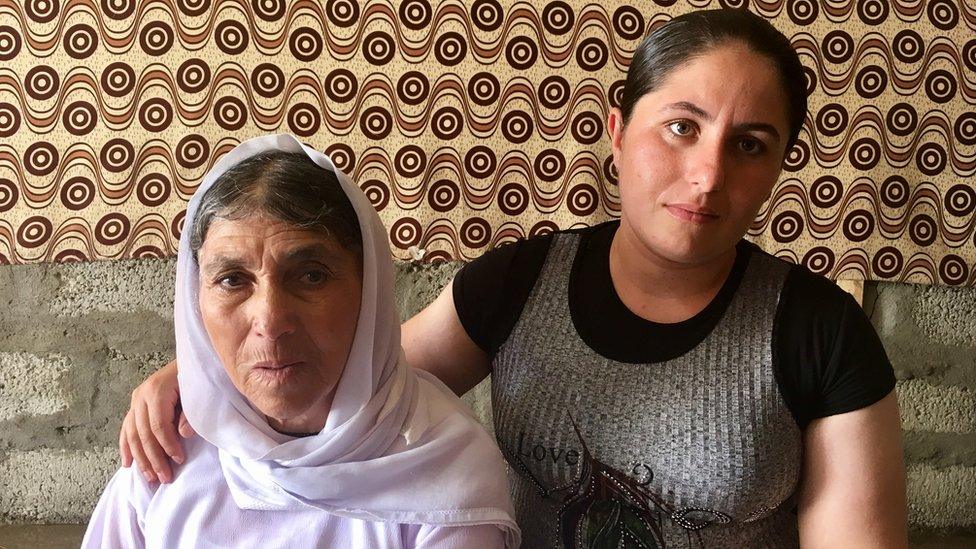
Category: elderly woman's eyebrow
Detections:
[
  {"x1": 202, "y1": 255, "x2": 249, "y2": 275},
  {"x1": 281, "y1": 244, "x2": 342, "y2": 264}
]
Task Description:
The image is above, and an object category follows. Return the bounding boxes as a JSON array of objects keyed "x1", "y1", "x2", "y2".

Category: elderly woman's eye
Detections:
[
  {"x1": 217, "y1": 274, "x2": 245, "y2": 289},
  {"x1": 668, "y1": 121, "x2": 694, "y2": 136},
  {"x1": 301, "y1": 270, "x2": 329, "y2": 284}
]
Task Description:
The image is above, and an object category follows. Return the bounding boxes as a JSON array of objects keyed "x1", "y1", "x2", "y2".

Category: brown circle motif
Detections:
[
  {"x1": 100, "y1": 138, "x2": 136, "y2": 173},
  {"x1": 395, "y1": 145, "x2": 427, "y2": 179},
  {"x1": 507, "y1": 36, "x2": 538, "y2": 70},
  {"x1": 215, "y1": 20, "x2": 249, "y2": 55},
  {"x1": 802, "y1": 246, "x2": 835, "y2": 276},
  {"x1": 397, "y1": 71, "x2": 429, "y2": 106},
  {"x1": 428, "y1": 179, "x2": 460, "y2": 213},
  {"x1": 498, "y1": 183, "x2": 529, "y2": 216},
  {"x1": 252, "y1": 63, "x2": 285, "y2": 98},
  {"x1": 399, "y1": 0, "x2": 432, "y2": 30},
  {"x1": 360, "y1": 179, "x2": 390, "y2": 211},
  {"x1": 26, "y1": 0, "x2": 60, "y2": 24},
  {"x1": 60, "y1": 177, "x2": 96, "y2": 211},
  {"x1": 64, "y1": 24, "x2": 98, "y2": 60},
  {"x1": 470, "y1": 0, "x2": 504, "y2": 33},
  {"x1": 17, "y1": 216, "x2": 53, "y2": 249},
  {"x1": 138, "y1": 97, "x2": 174, "y2": 133},
  {"x1": 431, "y1": 107, "x2": 464, "y2": 140},
  {"x1": 0, "y1": 102, "x2": 20, "y2": 138},
  {"x1": 287, "y1": 102, "x2": 321, "y2": 137},
  {"x1": 25, "y1": 66, "x2": 60, "y2": 100},
  {"x1": 360, "y1": 106, "x2": 393, "y2": 140},
  {"x1": 176, "y1": 134, "x2": 210, "y2": 170},
  {"x1": 178, "y1": 59, "x2": 212, "y2": 94},
  {"x1": 390, "y1": 218, "x2": 422, "y2": 249},
  {"x1": 542, "y1": 2, "x2": 574, "y2": 35},
  {"x1": 460, "y1": 217, "x2": 491, "y2": 248},
  {"x1": 101, "y1": 62, "x2": 136, "y2": 97},
  {"x1": 139, "y1": 21, "x2": 175, "y2": 56},
  {"x1": 24, "y1": 142, "x2": 59, "y2": 177},
  {"x1": 501, "y1": 111, "x2": 533, "y2": 144},
  {"x1": 468, "y1": 72, "x2": 501, "y2": 107},
  {"x1": 325, "y1": 143, "x2": 355, "y2": 173},
  {"x1": 213, "y1": 96, "x2": 248, "y2": 131},
  {"x1": 137, "y1": 174, "x2": 171, "y2": 207},
  {"x1": 871, "y1": 247, "x2": 903, "y2": 278},
  {"x1": 576, "y1": 37, "x2": 608, "y2": 72},
  {"x1": 465, "y1": 146, "x2": 496, "y2": 179},
  {"x1": 0, "y1": 178, "x2": 20, "y2": 213},
  {"x1": 95, "y1": 213, "x2": 131, "y2": 246},
  {"x1": 289, "y1": 27, "x2": 323, "y2": 62},
  {"x1": 325, "y1": 68, "x2": 358, "y2": 103},
  {"x1": 534, "y1": 149, "x2": 566, "y2": 183}
]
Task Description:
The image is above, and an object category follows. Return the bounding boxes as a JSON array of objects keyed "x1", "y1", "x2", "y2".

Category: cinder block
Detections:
[
  {"x1": 907, "y1": 464, "x2": 976, "y2": 529},
  {"x1": 0, "y1": 353, "x2": 70, "y2": 422},
  {"x1": 912, "y1": 285, "x2": 976, "y2": 349},
  {"x1": 0, "y1": 448, "x2": 118, "y2": 523},
  {"x1": 49, "y1": 258, "x2": 176, "y2": 318},
  {"x1": 898, "y1": 380, "x2": 976, "y2": 433},
  {"x1": 393, "y1": 261, "x2": 461, "y2": 320}
]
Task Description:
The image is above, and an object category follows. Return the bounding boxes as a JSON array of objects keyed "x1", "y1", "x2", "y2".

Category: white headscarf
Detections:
[{"x1": 175, "y1": 134, "x2": 519, "y2": 544}]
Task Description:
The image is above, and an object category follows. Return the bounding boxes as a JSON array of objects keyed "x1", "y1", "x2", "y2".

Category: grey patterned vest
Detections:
[{"x1": 491, "y1": 233, "x2": 803, "y2": 548}]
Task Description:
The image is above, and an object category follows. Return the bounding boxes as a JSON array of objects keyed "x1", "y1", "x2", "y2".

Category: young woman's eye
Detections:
[
  {"x1": 737, "y1": 137, "x2": 766, "y2": 155},
  {"x1": 668, "y1": 121, "x2": 695, "y2": 136}
]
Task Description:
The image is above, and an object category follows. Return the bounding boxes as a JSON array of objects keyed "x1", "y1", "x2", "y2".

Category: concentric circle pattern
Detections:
[{"x1": 0, "y1": 1, "x2": 971, "y2": 285}]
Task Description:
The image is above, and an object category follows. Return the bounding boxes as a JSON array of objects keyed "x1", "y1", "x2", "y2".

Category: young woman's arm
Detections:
[
  {"x1": 797, "y1": 390, "x2": 908, "y2": 548},
  {"x1": 402, "y1": 279, "x2": 491, "y2": 396}
]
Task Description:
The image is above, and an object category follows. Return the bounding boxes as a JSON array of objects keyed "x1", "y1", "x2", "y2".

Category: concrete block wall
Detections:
[{"x1": 0, "y1": 257, "x2": 973, "y2": 544}]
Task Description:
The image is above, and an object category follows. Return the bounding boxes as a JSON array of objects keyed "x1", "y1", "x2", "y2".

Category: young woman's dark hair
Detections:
[
  {"x1": 190, "y1": 150, "x2": 362, "y2": 262},
  {"x1": 620, "y1": 8, "x2": 808, "y2": 149}
]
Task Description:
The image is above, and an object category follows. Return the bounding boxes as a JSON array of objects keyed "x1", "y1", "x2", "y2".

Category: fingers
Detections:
[
  {"x1": 125, "y1": 409, "x2": 156, "y2": 484},
  {"x1": 177, "y1": 410, "x2": 196, "y2": 439},
  {"x1": 119, "y1": 410, "x2": 133, "y2": 468},
  {"x1": 132, "y1": 399, "x2": 173, "y2": 483},
  {"x1": 147, "y1": 396, "x2": 185, "y2": 465}
]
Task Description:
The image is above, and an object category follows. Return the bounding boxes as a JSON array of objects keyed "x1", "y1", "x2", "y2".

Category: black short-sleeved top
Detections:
[{"x1": 453, "y1": 220, "x2": 895, "y2": 429}]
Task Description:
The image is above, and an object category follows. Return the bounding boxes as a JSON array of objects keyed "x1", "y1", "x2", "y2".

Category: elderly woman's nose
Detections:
[{"x1": 248, "y1": 284, "x2": 296, "y2": 340}]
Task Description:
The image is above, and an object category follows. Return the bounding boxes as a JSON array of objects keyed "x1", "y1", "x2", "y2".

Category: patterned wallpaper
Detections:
[{"x1": 0, "y1": 0, "x2": 973, "y2": 285}]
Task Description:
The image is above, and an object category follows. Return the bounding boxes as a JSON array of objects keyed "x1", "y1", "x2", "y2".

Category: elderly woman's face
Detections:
[{"x1": 197, "y1": 213, "x2": 362, "y2": 435}]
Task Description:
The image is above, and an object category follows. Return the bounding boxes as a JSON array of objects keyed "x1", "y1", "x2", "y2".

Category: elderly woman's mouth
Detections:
[{"x1": 249, "y1": 361, "x2": 305, "y2": 381}]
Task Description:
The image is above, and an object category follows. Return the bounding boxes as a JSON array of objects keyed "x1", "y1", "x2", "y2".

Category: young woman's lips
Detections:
[{"x1": 665, "y1": 204, "x2": 720, "y2": 224}]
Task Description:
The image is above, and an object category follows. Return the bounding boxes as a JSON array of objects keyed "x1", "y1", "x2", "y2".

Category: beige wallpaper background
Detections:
[{"x1": 0, "y1": 0, "x2": 973, "y2": 285}]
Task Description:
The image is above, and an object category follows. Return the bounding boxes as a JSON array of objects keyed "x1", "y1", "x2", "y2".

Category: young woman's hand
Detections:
[{"x1": 118, "y1": 360, "x2": 192, "y2": 483}]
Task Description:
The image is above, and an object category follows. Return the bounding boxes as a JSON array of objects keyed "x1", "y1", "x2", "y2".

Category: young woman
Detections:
[{"x1": 119, "y1": 10, "x2": 907, "y2": 548}]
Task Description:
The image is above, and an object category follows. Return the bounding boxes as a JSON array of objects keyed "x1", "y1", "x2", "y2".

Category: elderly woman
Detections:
[{"x1": 83, "y1": 135, "x2": 519, "y2": 548}]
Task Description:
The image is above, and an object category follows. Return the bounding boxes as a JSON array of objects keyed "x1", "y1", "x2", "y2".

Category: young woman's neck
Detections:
[{"x1": 609, "y1": 221, "x2": 737, "y2": 324}]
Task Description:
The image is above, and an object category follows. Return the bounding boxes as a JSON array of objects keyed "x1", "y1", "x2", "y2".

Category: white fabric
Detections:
[
  {"x1": 82, "y1": 437, "x2": 506, "y2": 548},
  {"x1": 84, "y1": 133, "x2": 518, "y2": 546}
]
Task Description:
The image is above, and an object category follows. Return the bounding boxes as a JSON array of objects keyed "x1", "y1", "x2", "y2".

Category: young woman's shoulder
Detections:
[{"x1": 771, "y1": 257, "x2": 896, "y2": 429}]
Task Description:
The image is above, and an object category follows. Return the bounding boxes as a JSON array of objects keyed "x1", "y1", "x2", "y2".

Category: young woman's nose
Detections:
[
  {"x1": 690, "y1": 138, "x2": 727, "y2": 193},
  {"x1": 249, "y1": 284, "x2": 296, "y2": 341}
]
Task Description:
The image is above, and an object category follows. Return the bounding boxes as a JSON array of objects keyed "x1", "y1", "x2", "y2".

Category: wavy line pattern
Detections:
[{"x1": 0, "y1": 0, "x2": 973, "y2": 286}]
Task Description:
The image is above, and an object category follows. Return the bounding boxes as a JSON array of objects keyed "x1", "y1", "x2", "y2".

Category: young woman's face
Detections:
[
  {"x1": 197, "y1": 214, "x2": 362, "y2": 434},
  {"x1": 608, "y1": 42, "x2": 793, "y2": 266}
]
